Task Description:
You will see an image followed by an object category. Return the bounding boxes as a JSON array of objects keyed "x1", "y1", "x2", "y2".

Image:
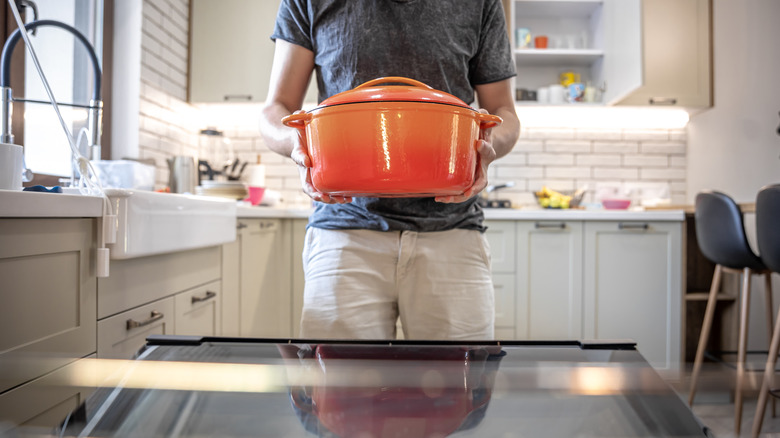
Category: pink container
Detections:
[
  {"x1": 246, "y1": 186, "x2": 265, "y2": 206},
  {"x1": 602, "y1": 199, "x2": 631, "y2": 210}
]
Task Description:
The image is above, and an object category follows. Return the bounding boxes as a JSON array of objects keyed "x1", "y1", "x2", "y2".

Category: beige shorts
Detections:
[{"x1": 300, "y1": 227, "x2": 495, "y2": 340}]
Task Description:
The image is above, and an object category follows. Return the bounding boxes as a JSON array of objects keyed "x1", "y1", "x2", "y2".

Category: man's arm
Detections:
[
  {"x1": 475, "y1": 78, "x2": 521, "y2": 159},
  {"x1": 259, "y1": 39, "x2": 316, "y2": 158}
]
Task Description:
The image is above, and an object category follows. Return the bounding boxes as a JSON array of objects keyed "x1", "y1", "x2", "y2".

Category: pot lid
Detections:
[{"x1": 319, "y1": 76, "x2": 472, "y2": 109}]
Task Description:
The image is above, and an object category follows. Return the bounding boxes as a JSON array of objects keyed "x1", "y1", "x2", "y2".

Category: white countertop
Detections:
[
  {"x1": 0, "y1": 189, "x2": 104, "y2": 217},
  {"x1": 238, "y1": 204, "x2": 685, "y2": 221}
]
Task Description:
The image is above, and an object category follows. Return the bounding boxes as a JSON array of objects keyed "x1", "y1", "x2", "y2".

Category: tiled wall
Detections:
[{"x1": 135, "y1": 0, "x2": 688, "y2": 206}]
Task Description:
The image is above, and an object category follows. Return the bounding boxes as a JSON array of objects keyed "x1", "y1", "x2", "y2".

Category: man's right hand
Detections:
[{"x1": 290, "y1": 113, "x2": 352, "y2": 204}]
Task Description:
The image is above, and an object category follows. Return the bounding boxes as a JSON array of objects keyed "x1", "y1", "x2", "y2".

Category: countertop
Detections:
[
  {"x1": 0, "y1": 188, "x2": 104, "y2": 217},
  {"x1": 0, "y1": 189, "x2": 685, "y2": 222},
  {"x1": 238, "y1": 204, "x2": 685, "y2": 221}
]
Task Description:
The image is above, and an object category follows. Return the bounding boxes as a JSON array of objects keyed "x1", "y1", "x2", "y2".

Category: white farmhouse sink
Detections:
[{"x1": 104, "y1": 189, "x2": 236, "y2": 259}]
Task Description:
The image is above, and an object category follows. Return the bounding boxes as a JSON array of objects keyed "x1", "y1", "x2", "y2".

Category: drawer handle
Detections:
[
  {"x1": 126, "y1": 310, "x2": 163, "y2": 330},
  {"x1": 237, "y1": 222, "x2": 248, "y2": 230},
  {"x1": 648, "y1": 97, "x2": 677, "y2": 105},
  {"x1": 191, "y1": 290, "x2": 217, "y2": 304},
  {"x1": 224, "y1": 94, "x2": 252, "y2": 101},
  {"x1": 535, "y1": 222, "x2": 566, "y2": 229},
  {"x1": 619, "y1": 223, "x2": 649, "y2": 230}
]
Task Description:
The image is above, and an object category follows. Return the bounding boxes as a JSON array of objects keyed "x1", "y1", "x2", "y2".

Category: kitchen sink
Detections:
[{"x1": 104, "y1": 189, "x2": 236, "y2": 259}]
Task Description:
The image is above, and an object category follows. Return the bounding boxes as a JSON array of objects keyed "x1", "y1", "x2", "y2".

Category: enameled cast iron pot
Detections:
[{"x1": 282, "y1": 77, "x2": 503, "y2": 197}]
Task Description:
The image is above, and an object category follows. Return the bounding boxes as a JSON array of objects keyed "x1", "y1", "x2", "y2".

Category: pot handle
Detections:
[
  {"x1": 355, "y1": 76, "x2": 434, "y2": 90},
  {"x1": 282, "y1": 112, "x2": 313, "y2": 128},
  {"x1": 477, "y1": 113, "x2": 503, "y2": 129}
]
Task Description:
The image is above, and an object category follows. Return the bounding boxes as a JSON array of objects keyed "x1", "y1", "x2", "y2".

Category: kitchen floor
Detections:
[{"x1": 671, "y1": 358, "x2": 780, "y2": 437}]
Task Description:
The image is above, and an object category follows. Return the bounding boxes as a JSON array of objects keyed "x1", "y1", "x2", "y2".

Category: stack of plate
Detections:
[{"x1": 196, "y1": 181, "x2": 248, "y2": 200}]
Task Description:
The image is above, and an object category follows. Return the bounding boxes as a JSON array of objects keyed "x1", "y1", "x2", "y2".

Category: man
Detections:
[{"x1": 259, "y1": 0, "x2": 520, "y2": 340}]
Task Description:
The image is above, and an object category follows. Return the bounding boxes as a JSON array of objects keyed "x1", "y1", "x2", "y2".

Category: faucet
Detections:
[{"x1": 0, "y1": 19, "x2": 103, "y2": 160}]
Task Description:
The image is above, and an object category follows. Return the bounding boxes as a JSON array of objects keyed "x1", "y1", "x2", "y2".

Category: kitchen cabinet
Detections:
[
  {"x1": 291, "y1": 219, "x2": 307, "y2": 338},
  {"x1": 484, "y1": 218, "x2": 682, "y2": 372},
  {"x1": 189, "y1": 0, "x2": 317, "y2": 104},
  {"x1": 615, "y1": 0, "x2": 712, "y2": 108},
  {"x1": 221, "y1": 218, "x2": 293, "y2": 338},
  {"x1": 583, "y1": 221, "x2": 683, "y2": 372},
  {"x1": 516, "y1": 220, "x2": 584, "y2": 339},
  {"x1": 0, "y1": 218, "x2": 97, "y2": 429},
  {"x1": 507, "y1": 0, "x2": 642, "y2": 104},
  {"x1": 97, "y1": 246, "x2": 222, "y2": 359}
]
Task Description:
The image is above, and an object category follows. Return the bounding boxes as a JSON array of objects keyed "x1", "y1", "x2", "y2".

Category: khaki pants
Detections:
[{"x1": 300, "y1": 227, "x2": 495, "y2": 340}]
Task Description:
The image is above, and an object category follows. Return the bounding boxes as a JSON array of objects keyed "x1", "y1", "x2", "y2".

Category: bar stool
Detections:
[
  {"x1": 752, "y1": 184, "x2": 780, "y2": 438},
  {"x1": 688, "y1": 191, "x2": 773, "y2": 436}
]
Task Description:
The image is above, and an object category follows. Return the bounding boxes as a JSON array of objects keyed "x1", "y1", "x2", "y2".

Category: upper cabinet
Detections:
[
  {"x1": 614, "y1": 0, "x2": 712, "y2": 108},
  {"x1": 189, "y1": 0, "x2": 317, "y2": 104},
  {"x1": 506, "y1": 0, "x2": 712, "y2": 109}
]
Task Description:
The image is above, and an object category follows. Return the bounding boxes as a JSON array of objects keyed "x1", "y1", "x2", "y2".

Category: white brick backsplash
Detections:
[
  {"x1": 670, "y1": 156, "x2": 687, "y2": 168},
  {"x1": 545, "y1": 140, "x2": 591, "y2": 153},
  {"x1": 141, "y1": 115, "x2": 169, "y2": 137},
  {"x1": 230, "y1": 139, "x2": 254, "y2": 153},
  {"x1": 528, "y1": 179, "x2": 577, "y2": 192},
  {"x1": 259, "y1": 151, "x2": 287, "y2": 165},
  {"x1": 592, "y1": 167, "x2": 639, "y2": 180},
  {"x1": 669, "y1": 129, "x2": 687, "y2": 142},
  {"x1": 496, "y1": 152, "x2": 526, "y2": 165},
  {"x1": 497, "y1": 166, "x2": 543, "y2": 179},
  {"x1": 576, "y1": 154, "x2": 620, "y2": 166},
  {"x1": 592, "y1": 141, "x2": 639, "y2": 154},
  {"x1": 640, "y1": 168, "x2": 687, "y2": 180},
  {"x1": 528, "y1": 153, "x2": 574, "y2": 166},
  {"x1": 512, "y1": 140, "x2": 543, "y2": 152},
  {"x1": 577, "y1": 129, "x2": 622, "y2": 140},
  {"x1": 622, "y1": 129, "x2": 670, "y2": 141},
  {"x1": 138, "y1": 131, "x2": 160, "y2": 150},
  {"x1": 546, "y1": 166, "x2": 592, "y2": 179},
  {"x1": 623, "y1": 154, "x2": 669, "y2": 167},
  {"x1": 526, "y1": 128, "x2": 576, "y2": 140},
  {"x1": 640, "y1": 142, "x2": 686, "y2": 155},
  {"x1": 670, "y1": 181, "x2": 687, "y2": 193}
]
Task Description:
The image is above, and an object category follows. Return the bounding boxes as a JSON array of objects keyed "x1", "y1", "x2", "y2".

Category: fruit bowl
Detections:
[
  {"x1": 534, "y1": 187, "x2": 585, "y2": 209},
  {"x1": 602, "y1": 198, "x2": 631, "y2": 210}
]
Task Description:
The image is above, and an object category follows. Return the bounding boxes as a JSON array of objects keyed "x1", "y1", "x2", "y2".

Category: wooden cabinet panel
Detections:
[
  {"x1": 583, "y1": 221, "x2": 683, "y2": 372},
  {"x1": 220, "y1": 238, "x2": 241, "y2": 337},
  {"x1": 98, "y1": 298, "x2": 175, "y2": 360},
  {"x1": 485, "y1": 220, "x2": 516, "y2": 273},
  {"x1": 175, "y1": 281, "x2": 221, "y2": 336},
  {"x1": 516, "y1": 220, "x2": 583, "y2": 340},
  {"x1": 0, "y1": 218, "x2": 96, "y2": 394}
]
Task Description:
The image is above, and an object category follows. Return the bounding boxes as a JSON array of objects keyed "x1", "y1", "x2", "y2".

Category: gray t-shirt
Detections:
[{"x1": 271, "y1": 0, "x2": 515, "y2": 232}]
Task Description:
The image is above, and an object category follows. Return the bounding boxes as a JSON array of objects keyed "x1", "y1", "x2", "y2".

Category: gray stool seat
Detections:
[
  {"x1": 752, "y1": 184, "x2": 780, "y2": 438},
  {"x1": 688, "y1": 191, "x2": 773, "y2": 436}
]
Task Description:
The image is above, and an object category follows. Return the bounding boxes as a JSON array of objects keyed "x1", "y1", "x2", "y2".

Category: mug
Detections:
[
  {"x1": 536, "y1": 87, "x2": 549, "y2": 104},
  {"x1": 548, "y1": 85, "x2": 565, "y2": 104},
  {"x1": 0, "y1": 143, "x2": 23, "y2": 190},
  {"x1": 534, "y1": 36, "x2": 548, "y2": 49}
]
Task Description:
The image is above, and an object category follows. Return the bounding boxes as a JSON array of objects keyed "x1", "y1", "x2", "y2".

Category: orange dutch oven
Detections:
[{"x1": 282, "y1": 77, "x2": 503, "y2": 197}]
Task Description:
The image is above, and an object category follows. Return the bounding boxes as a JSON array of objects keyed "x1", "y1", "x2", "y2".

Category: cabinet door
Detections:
[
  {"x1": 598, "y1": 0, "x2": 643, "y2": 104},
  {"x1": 175, "y1": 280, "x2": 221, "y2": 336},
  {"x1": 484, "y1": 220, "x2": 516, "y2": 273},
  {"x1": 516, "y1": 220, "x2": 583, "y2": 340},
  {"x1": 0, "y1": 357, "x2": 96, "y2": 431},
  {"x1": 493, "y1": 273, "x2": 517, "y2": 338},
  {"x1": 0, "y1": 218, "x2": 96, "y2": 394},
  {"x1": 291, "y1": 219, "x2": 307, "y2": 338},
  {"x1": 98, "y1": 297, "x2": 174, "y2": 360},
  {"x1": 583, "y1": 221, "x2": 683, "y2": 372},
  {"x1": 221, "y1": 238, "x2": 240, "y2": 337},
  {"x1": 239, "y1": 219, "x2": 292, "y2": 337},
  {"x1": 616, "y1": 0, "x2": 712, "y2": 107},
  {"x1": 189, "y1": 0, "x2": 317, "y2": 103}
]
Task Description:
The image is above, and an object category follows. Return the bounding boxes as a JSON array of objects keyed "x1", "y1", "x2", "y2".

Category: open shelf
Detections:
[{"x1": 514, "y1": 49, "x2": 604, "y2": 66}]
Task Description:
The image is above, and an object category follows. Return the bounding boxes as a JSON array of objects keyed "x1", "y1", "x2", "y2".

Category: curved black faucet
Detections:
[{"x1": 0, "y1": 19, "x2": 103, "y2": 158}]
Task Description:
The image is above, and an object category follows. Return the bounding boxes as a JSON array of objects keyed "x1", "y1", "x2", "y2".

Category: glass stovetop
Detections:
[{"x1": 57, "y1": 336, "x2": 710, "y2": 438}]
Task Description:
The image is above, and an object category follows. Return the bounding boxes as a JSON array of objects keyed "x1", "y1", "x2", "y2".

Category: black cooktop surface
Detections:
[{"x1": 57, "y1": 336, "x2": 710, "y2": 437}]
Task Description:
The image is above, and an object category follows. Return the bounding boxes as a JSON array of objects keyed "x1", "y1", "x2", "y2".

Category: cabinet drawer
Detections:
[
  {"x1": 98, "y1": 298, "x2": 175, "y2": 360},
  {"x1": 0, "y1": 218, "x2": 96, "y2": 394},
  {"x1": 0, "y1": 357, "x2": 96, "y2": 431},
  {"x1": 98, "y1": 246, "x2": 221, "y2": 319},
  {"x1": 175, "y1": 280, "x2": 221, "y2": 336}
]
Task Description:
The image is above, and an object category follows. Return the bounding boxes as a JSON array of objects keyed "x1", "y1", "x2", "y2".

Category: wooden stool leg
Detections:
[
  {"x1": 689, "y1": 264, "x2": 723, "y2": 406},
  {"x1": 735, "y1": 267, "x2": 753, "y2": 436},
  {"x1": 753, "y1": 280, "x2": 780, "y2": 438},
  {"x1": 765, "y1": 272, "x2": 777, "y2": 419}
]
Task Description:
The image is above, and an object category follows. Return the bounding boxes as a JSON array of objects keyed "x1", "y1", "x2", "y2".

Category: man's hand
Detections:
[
  {"x1": 290, "y1": 112, "x2": 352, "y2": 204},
  {"x1": 435, "y1": 109, "x2": 497, "y2": 204}
]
